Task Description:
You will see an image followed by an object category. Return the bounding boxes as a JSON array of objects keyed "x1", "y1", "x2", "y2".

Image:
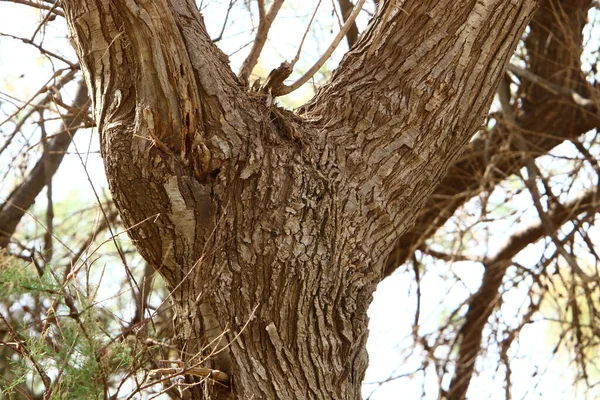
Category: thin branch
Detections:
[
  {"x1": 66, "y1": 205, "x2": 119, "y2": 279},
  {"x1": 512, "y1": 131, "x2": 594, "y2": 281},
  {"x1": 238, "y1": 0, "x2": 285, "y2": 86},
  {"x1": 276, "y1": 0, "x2": 367, "y2": 96},
  {"x1": 40, "y1": 111, "x2": 54, "y2": 265},
  {"x1": 290, "y1": 0, "x2": 323, "y2": 67},
  {"x1": 446, "y1": 187, "x2": 600, "y2": 400},
  {"x1": 0, "y1": 68, "x2": 76, "y2": 129},
  {"x1": 133, "y1": 262, "x2": 156, "y2": 325},
  {"x1": 211, "y1": 0, "x2": 236, "y2": 43},
  {"x1": 1, "y1": 0, "x2": 65, "y2": 17},
  {"x1": 0, "y1": 33, "x2": 77, "y2": 68},
  {"x1": 508, "y1": 64, "x2": 594, "y2": 107},
  {"x1": 31, "y1": 1, "x2": 61, "y2": 41}
]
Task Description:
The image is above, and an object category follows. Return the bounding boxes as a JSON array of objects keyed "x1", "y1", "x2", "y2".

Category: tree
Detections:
[
  {"x1": 1, "y1": 0, "x2": 599, "y2": 399},
  {"x1": 58, "y1": 0, "x2": 538, "y2": 398}
]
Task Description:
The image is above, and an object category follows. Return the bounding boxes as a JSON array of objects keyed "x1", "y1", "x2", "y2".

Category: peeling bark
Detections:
[{"x1": 61, "y1": 0, "x2": 537, "y2": 398}]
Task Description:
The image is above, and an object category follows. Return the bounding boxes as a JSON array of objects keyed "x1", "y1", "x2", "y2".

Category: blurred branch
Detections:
[
  {"x1": 133, "y1": 262, "x2": 156, "y2": 326},
  {"x1": 508, "y1": 64, "x2": 594, "y2": 107},
  {"x1": 0, "y1": 68, "x2": 78, "y2": 155},
  {"x1": 1, "y1": 0, "x2": 65, "y2": 17},
  {"x1": 447, "y1": 187, "x2": 600, "y2": 400},
  {"x1": 0, "y1": 81, "x2": 89, "y2": 248},
  {"x1": 337, "y1": 0, "x2": 359, "y2": 48},
  {"x1": 66, "y1": 205, "x2": 119, "y2": 278},
  {"x1": 40, "y1": 111, "x2": 54, "y2": 265},
  {"x1": 0, "y1": 33, "x2": 76, "y2": 68}
]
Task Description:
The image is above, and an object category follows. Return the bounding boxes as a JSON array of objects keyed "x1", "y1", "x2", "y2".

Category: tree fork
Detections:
[{"x1": 62, "y1": 0, "x2": 537, "y2": 398}]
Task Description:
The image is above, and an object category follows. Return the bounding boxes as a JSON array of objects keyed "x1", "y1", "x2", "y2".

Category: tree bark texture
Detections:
[{"x1": 62, "y1": 0, "x2": 537, "y2": 398}]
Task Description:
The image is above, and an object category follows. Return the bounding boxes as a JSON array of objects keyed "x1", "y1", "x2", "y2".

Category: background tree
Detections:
[{"x1": 0, "y1": 0, "x2": 599, "y2": 399}]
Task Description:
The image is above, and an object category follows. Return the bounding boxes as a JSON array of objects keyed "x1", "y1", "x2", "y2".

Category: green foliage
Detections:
[
  {"x1": 0, "y1": 257, "x2": 59, "y2": 299},
  {"x1": 0, "y1": 252, "x2": 136, "y2": 400}
]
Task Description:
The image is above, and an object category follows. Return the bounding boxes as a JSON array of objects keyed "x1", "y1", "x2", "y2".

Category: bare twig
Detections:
[
  {"x1": 290, "y1": 0, "x2": 323, "y2": 68},
  {"x1": 447, "y1": 187, "x2": 600, "y2": 400},
  {"x1": 133, "y1": 263, "x2": 156, "y2": 325},
  {"x1": 40, "y1": 111, "x2": 54, "y2": 266},
  {"x1": 212, "y1": 0, "x2": 236, "y2": 43},
  {"x1": 276, "y1": 0, "x2": 367, "y2": 96},
  {"x1": 31, "y1": 1, "x2": 61, "y2": 40},
  {"x1": 238, "y1": 0, "x2": 285, "y2": 86},
  {"x1": 149, "y1": 361, "x2": 229, "y2": 384},
  {"x1": 1, "y1": 0, "x2": 65, "y2": 17},
  {"x1": 0, "y1": 32, "x2": 77, "y2": 68},
  {"x1": 508, "y1": 64, "x2": 594, "y2": 107}
]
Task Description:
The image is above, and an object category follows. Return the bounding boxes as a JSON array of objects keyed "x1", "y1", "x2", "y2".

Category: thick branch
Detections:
[
  {"x1": 383, "y1": 0, "x2": 598, "y2": 276},
  {"x1": 304, "y1": 0, "x2": 537, "y2": 260}
]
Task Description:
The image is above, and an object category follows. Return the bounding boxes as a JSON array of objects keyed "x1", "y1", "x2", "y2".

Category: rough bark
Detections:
[{"x1": 61, "y1": 0, "x2": 536, "y2": 398}]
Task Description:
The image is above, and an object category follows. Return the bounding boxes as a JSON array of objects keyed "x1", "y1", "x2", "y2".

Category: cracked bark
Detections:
[{"x1": 61, "y1": 0, "x2": 536, "y2": 398}]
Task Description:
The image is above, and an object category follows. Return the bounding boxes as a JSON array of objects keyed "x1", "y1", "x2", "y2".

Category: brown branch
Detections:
[
  {"x1": 0, "y1": 33, "x2": 77, "y2": 68},
  {"x1": 337, "y1": 0, "x2": 360, "y2": 48},
  {"x1": 289, "y1": 0, "x2": 323, "y2": 68},
  {"x1": 0, "y1": 69, "x2": 79, "y2": 158},
  {"x1": 446, "y1": 187, "x2": 600, "y2": 400},
  {"x1": 512, "y1": 131, "x2": 593, "y2": 280},
  {"x1": 149, "y1": 363, "x2": 229, "y2": 384},
  {"x1": 40, "y1": 112, "x2": 54, "y2": 264},
  {"x1": 2, "y1": 0, "x2": 65, "y2": 17},
  {"x1": 211, "y1": 0, "x2": 236, "y2": 43},
  {"x1": 65, "y1": 205, "x2": 119, "y2": 279},
  {"x1": 0, "y1": 81, "x2": 89, "y2": 248},
  {"x1": 277, "y1": 0, "x2": 367, "y2": 96},
  {"x1": 238, "y1": 0, "x2": 285, "y2": 86},
  {"x1": 132, "y1": 262, "x2": 156, "y2": 325},
  {"x1": 31, "y1": 1, "x2": 62, "y2": 41},
  {"x1": 508, "y1": 64, "x2": 594, "y2": 107}
]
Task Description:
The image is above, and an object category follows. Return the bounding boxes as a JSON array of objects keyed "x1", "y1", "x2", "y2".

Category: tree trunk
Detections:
[{"x1": 62, "y1": 0, "x2": 537, "y2": 398}]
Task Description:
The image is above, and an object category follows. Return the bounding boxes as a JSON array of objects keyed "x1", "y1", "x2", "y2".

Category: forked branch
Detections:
[{"x1": 238, "y1": 0, "x2": 285, "y2": 86}]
